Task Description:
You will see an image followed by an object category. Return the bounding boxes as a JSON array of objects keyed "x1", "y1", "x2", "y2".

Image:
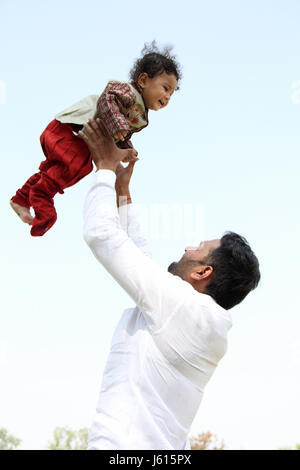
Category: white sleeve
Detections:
[
  {"x1": 83, "y1": 170, "x2": 191, "y2": 332},
  {"x1": 118, "y1": 203, "x2": 151, "y2": 258}
]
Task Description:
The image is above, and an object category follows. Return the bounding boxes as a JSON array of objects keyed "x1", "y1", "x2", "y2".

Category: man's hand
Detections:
[
  {"x1": 115, "y1": 160, "x2": 139, "y2": 191},
  {"x1": 79, "y1": 119, "x2": 137, "y2": 172}
]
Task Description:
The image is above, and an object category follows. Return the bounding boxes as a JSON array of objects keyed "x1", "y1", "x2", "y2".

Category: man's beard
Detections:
[
  {"x1": 168, "y1": 258, "x2": 197, "y2": 281},
  {"x1": 167, "y1": 261, "x2": 179, "y2": 275},
  {"x1": 168, "y1": 261, "x2": 185, "y2": 280}
]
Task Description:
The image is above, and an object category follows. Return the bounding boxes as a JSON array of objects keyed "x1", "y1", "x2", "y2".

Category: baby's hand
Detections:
[{"x1": 114, "y1": 130, "x2": 128, "y2": 142}]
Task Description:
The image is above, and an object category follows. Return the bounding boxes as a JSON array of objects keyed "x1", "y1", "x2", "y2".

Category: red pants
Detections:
[{"x1": 11, "y1": 119, "x2": 93, "y2": 236}]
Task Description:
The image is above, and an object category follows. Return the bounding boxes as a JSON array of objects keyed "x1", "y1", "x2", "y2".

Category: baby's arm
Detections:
[{"x1": 97, "y1": 81, "x2": 136, "y2": 143}]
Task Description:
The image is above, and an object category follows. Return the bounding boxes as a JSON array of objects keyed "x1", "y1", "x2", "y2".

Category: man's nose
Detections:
[{"x1": 185, "y1": 246, "x2": 197, "y2": 252}]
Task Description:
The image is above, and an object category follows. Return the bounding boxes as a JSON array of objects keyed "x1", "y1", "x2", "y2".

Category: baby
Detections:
[{"x1": 10, "y1": 42, "x2": 182, "y2": 236}]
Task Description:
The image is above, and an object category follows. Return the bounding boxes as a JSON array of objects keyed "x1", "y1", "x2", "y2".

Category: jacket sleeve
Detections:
[{"x1": 97, "y1": 81, "x2": 136, "y2": 138}]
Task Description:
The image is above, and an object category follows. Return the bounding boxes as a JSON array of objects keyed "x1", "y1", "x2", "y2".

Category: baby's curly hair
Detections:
[{"x1": 129, "y1": 40, "x2": 182, "y2": 90}]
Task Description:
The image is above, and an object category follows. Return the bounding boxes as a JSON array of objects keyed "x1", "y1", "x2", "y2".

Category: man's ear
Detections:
[
  {"x1": 190, "y1": 265, "x2": 213, "y2": 281},
  {"x1": 137, "y1": 73, "x2": 148, "y2": 89}
]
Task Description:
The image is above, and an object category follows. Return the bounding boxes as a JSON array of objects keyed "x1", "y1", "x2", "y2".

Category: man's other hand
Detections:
[
  {"x1": 116, "y1": 158, "x2": 139, "y2": 190},
  {"x1": 115, "y1": 160, "x2": 139, "y2": 207},
  {"x1": 79, "y1": 119, "x2": 138, "y2": 172}
]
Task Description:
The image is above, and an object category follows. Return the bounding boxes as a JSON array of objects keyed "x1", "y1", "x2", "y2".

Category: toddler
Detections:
[{"x1": 10, "y1": 42, "x2": 181, "y2": 236}]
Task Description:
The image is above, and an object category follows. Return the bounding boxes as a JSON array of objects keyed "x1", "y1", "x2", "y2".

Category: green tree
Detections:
[
  {"x1": 0, "y1": 428, "x2": 21, "y2": 450},
  {"x1": 190, "y1": 431, "x2": 225, "y2": 450},
  {"x1": 48, "y1": 427, "x2": 88, "y2": 450},
  {"x1": 278, "y1": 443, "x2": 300, "y2": 450}
]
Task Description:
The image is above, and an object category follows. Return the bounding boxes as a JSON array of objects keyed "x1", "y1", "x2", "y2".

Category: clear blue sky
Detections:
[{"x1": 1, "y1": 0, "x2": 300, "y2": 449}]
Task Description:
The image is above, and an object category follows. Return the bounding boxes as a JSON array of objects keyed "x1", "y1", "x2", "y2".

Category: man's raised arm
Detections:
[
  {"x1": 79, "y1": 120, "x2": 191, "y2": 332},
  {"x1": 115, "y1": 163, "x2": 151, "y2": 258}
]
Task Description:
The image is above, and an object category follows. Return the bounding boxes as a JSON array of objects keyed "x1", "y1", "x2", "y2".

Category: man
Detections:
[{"x1": 79, "y1": 119, "x2": 260, "y2": 450}]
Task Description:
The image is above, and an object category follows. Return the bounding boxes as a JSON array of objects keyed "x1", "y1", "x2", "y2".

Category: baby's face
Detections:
[{"x1": 138, "y1": 72, "x2": 178, "y2": 111}]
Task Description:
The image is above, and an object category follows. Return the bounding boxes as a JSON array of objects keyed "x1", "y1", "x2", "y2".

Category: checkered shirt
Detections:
[{"x1": 96, "y1": 81, "x2": 149, "y2": 143}]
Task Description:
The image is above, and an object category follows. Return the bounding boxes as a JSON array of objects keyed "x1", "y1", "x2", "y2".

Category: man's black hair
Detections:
[
  {"x1": 203, "y1": 232, "x2": 261, "y2": 310},
  {"x1": 129, "y1": 40, "x2": 182, "y2": 89}
]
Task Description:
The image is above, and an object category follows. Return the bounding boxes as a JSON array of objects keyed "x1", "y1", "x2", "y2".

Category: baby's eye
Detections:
[{"x1": 163, "y1": 86, "x2": 168, "y2": 91}]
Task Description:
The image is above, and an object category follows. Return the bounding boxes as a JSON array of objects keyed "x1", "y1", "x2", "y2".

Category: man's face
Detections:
[{"x1": 168, "y1": 239, "x2": 221, "y2": 282}]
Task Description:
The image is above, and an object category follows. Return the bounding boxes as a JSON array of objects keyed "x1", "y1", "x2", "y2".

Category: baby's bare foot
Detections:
[{"x1": 10, "y1": 200, "x2": 33, "y2": 225}]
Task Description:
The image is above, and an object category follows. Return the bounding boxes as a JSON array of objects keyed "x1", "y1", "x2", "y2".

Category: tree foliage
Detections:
[
  {"x1": 48, "y1": 427, "x2": 88, "y2": 450},
  {"x1": 278, "y1": 443, "x2": 300, "y2": 450},
  {"x1": 190, "y1": 431, "x2": 225, "y2": 450},
  {"x1": 0, "y1": 428, "x2": 21, "y2": 450},
  {"x1": 4, "y1": 423, "x2": 298, "y2": 450}
]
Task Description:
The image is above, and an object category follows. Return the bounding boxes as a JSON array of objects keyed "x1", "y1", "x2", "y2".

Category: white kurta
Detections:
[{"x1": 83, "y1": 170, "x2": 232, "y2": 450}]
